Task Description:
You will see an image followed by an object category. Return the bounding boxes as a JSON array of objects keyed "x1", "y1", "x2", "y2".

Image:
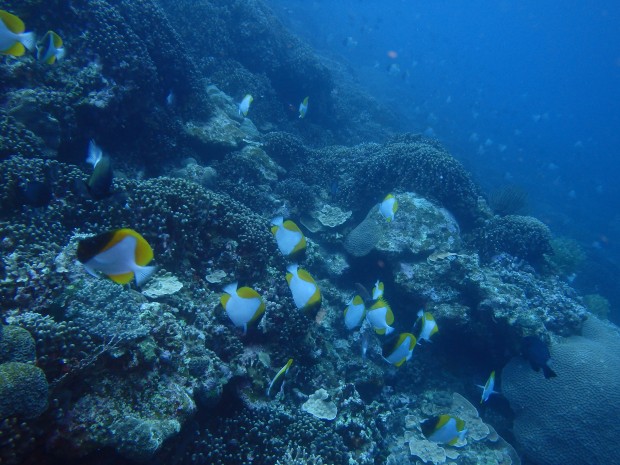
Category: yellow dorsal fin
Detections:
[
  {"x1": 297, "y1": 268, "x2": 315, "y2": 285},
  {"x1": 51, "y1": 31, "x2": 62, "y2": 48},
  {"x1": 435, "y1": 415, "x2": 451, "y2": 430},
  {"x1": 220, "y1": 293, "x2": 231, "y2": 308},
  {"x1": 237, "y1": 286, "x2": 260, "y2": 299},
  {"x1": 353, "y1": 295, "x2": 364, "y2": 305},
  {"x1": 386, "y1": 305, "x2": 394, "y2": 325},
  {"x1": 0, "y1": 10, "x2": 25, "y2": 33},
  {"x1": 283, "y1": 220, "x2": 301, "y2": 233}
]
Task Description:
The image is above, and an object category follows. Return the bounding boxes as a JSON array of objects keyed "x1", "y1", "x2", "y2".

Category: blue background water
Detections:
[{"x1": 266, "y1": 0, "x2": 620, "y2": 320}]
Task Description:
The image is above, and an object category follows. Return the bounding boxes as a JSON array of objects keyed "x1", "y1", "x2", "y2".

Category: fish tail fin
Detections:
[
  {"x1": 56, "y1": 47, "x2": 66, "y2": 61},
  {"x1": 134, "y1": 265, "x2": 157, "y2": 286},
  {"x1": 385, "y1": 326, "x2": 395, "y2": 335},
  {"x1": 543, "y1": 365, "x2": 557, "y2": 379},
  {"x1": 20, "y1": 31, "x2": 36, "y2": 52}
]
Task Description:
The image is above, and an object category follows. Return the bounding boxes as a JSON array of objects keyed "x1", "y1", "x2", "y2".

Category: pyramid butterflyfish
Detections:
[
  {"x1": 271, "y1": 216, "x2": 306, "y2": 258},
  {"x1": 37, "y1": 30, "x2": 65, "y2": 64},
  {"x1": 366, "y1": 298, "x2": 395, "y2": 335},
  {"x1": 344, "y1": 295, "x2": 365, "y2": 330},
  {"x1": 372, "y1": 280, "x2": 384, "y2": 300},
  {"x1": 0, "y1": 10, "x2": 35, "y2": 56},
  {"x1": 421, "y1": 415, "x2": 468, "y2": 445},
  {"x1": 379, "y1": 193, "x2": 398, "y2": 222},
  {"x1": 382, "y1": 332, "x2": 417, "y2": 367},
  {"x1": 220, "y1": 282, "x2": 265, "y2": 335},
  {"x1": 77, "y1": 228, "x2": 156, "y2": 286},
  {"x1": 414, "y1": 310, "x2": 439, "y2": 343},
  {"x1": 286, "y1": 264, "x2": 321, "y2": 311}
]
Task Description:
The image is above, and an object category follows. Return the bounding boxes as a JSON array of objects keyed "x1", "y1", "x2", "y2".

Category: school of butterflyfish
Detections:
[{"x1": 65, "y1": 73, "x2": 485, "y2": 444}]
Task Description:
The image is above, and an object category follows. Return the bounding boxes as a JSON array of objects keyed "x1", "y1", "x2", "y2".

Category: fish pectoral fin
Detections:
[{"x1": 109, "y1": 272, "x2": 135, "y2": 284}]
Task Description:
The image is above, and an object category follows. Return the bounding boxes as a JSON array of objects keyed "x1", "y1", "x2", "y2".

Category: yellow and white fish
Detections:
[
  {"x1": 77, "y1": 228, "x2": 156, "y2": 286},
  {"x1": 0, "y1": 10, "x2": 36, "y2": 56},
  {"x1": 220, "y1": 282, "x2": 265, "y2": 335},
  {"x1": 382, "y1": 332, "x2": 416, "y2": 366},
  {"x1": 271, "y1": 216, "x2": 306, "y2": 258},
  {"x1": 286, "y1": 264, "x2": 321, "y2": 311},
  {"x1": 266, "y1": 358, "x2": 293, "y2": 397},
  {"x1": 238, "y1": 94, "x2": 253, "y2": 116},
  {"x1": 379, "y1": 193, "x2": 398, "y2": 222},
  {"x1": 372, "y1": 280, "x2": 384, "y2": 300},
  {"x1": 298, "y1": 96, "x2": 309, "y2": 118},
  {"x1": 366, "y1": 298, "x2": 395, "y2": 335},
  {"x1": 477, "y1": 370, "x2": 497, "y2": 404},
  {"x1": 415, "y1": 310, "x2": 438, "y2": 343},
  {"x1": 421, "y1": 415, "x2": 468, "y2": 445},
  {"x1": 37, "y1": 30, "x2": 65, "y2": 64},
  {"x1": 344, "y1": 295, "x2": 365, "y2": 330}
]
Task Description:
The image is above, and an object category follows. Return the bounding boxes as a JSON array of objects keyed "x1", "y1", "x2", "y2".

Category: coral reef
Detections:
[
  {"x1": 502, "y1": 316, "x2": 620, "y2": 465},
  {"x1": 472, "y1": 215, "x2": 553, "y2": 265}
]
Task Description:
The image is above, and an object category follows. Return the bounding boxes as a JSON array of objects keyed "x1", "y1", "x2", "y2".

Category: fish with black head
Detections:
[{"x1": 521, "y1": 335, "x2": 557, "y2": 379}]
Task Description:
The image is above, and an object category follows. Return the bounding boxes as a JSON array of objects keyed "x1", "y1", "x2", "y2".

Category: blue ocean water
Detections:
[{"x1": 266, "y1": 0, "x2": 620, "y2": 321}]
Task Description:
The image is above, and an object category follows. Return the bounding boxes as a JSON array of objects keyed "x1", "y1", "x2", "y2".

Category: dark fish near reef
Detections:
[
  {"x1": 521, "y1": 336, "x2": 557, "y2": 379},
  {"x1": 86, "y1": 155, "x2": 113, "y2": 199},
  {"x1": 77, "y1": 140, "x2": 121, "y2": 201},
  {"x1": 77, "y1": 228, "x2": 156, "y2": 286}
]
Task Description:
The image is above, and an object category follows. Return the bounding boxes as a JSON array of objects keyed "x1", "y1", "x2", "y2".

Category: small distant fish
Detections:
[
  {"x1": 77, "y1": 228, "x2": 156, "y2": 286},
  {"x1": 477, "y1": 370, "x2": 497, "y2": 404},
  {"x1": 238, "y1": 94, "x2": 253, "y2": 117},
  {"x1": 366, "y1": 298, "x2": 395, "y2": 335},
  {"x1": 344, "y1": 295, "x2": 366, "y2": 330},
  {"x1": 414, "y1": 310, "x2": 438, "y2": 343},
  {"x1": 0, "y1": 10, "x2": 36, "y2": 56},
  {"x1": 286, "y1": 264, "x2": 321, "y2": 311},
  {"x1": 382, "y1": 332, "x2": 416, "y2": 367},
  {"x1": 379, "y1": 193, "x2": 398, "y2": 222},
  {"x1": 267, "y1": 358, "x2": 293, "y2": 397},
  {"x1": 421, "y1": 415, "x2": 468, "y2": 445},
  {"x1": 298, "y1": 96, "x2": 309, "y2": 119},
  {"x1": 166, "y1": 90, "x2": 176, "y2": 106},
  {"x1": 86, "y1": 140, "x2": 103, "y2": 168},
  {"x1": 371, "y1": 280, "x2": 384, "y2": 300},
  {"x1": 220, "y1": 282, "x2": 265, "y2": 335},
  {"x1": 521, "y1": 336, "x2": 557, "y2": 379},
  {"x1": 361, "y1": 330, "x2": 370, "y2": 360},
  {"x1": 271, "y1": 217, "x2": 306, "y2": 258},
  {"x1": 37, "y1": 30, "x2": 65, "y2": 64}
]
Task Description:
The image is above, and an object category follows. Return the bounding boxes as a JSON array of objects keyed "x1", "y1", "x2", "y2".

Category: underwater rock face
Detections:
[
  {"x1": 0, "y1": 362, "x2": 48, "y2": 420},
  {"x1": 302, "y1": 388, "x2": 338, "y2": 420},
  {"x1": 375, "y1": 192, "x2": 461, "y2": 258},
  {"x1": 502, "y1": 316, "x2": 620, "y2": 465}
]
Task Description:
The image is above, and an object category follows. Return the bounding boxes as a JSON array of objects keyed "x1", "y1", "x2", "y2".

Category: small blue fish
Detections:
[
  {"x1": 477, "y1": 370, "x2": 498, "y2": 404},
  {"x1": 298, "y1": 96, "x2": 309, "y2": 118}
]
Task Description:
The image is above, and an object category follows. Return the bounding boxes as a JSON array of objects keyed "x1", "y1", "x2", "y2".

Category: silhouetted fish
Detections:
[{"x1": 521, "y1": 336, "x2": 557, "y2": 379}]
